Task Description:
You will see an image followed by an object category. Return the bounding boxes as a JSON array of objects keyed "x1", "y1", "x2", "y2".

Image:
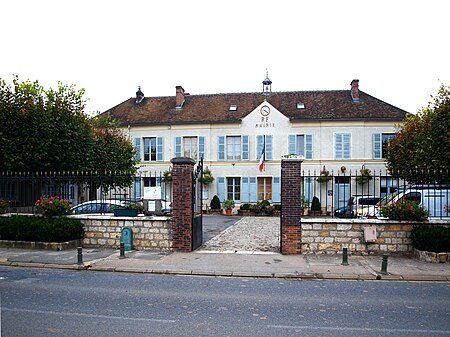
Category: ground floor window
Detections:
[
  {"x1": 257, "y1": 177, "x2": 272, "y2": 200},
  {"x1": 227, "y1": 177, "x2": 241, "y2": 201}
]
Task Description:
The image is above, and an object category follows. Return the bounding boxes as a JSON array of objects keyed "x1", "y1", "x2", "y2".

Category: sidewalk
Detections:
[
  {"x1": 1, "y1": 247, "x2": 449, "y2": 281},
  {"x1": 1, "y1": 216, "x2": 449, "y2": 281}
]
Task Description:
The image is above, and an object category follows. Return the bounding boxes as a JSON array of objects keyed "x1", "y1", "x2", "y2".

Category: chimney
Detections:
[
  {"x1": 175, "y1": 86, "x2": 185, "y2": 108},
  {"x1": 350, "y1": 79, "x2": 359, "y2": 102}
]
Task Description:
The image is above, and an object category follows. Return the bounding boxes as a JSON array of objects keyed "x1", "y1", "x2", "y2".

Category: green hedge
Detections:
[
  {"x1": 411, "y1": 226, "x2": 450, "y2": 252},
  {"x1": 0, "y1": 215, "x2": 84, "y2": 243}
]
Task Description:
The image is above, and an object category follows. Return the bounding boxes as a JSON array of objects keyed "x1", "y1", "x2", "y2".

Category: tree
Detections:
[
  {"x1": 0, "y1": 76, "x2": 94, "y2": 171},
  {"x1": 0, "y1": 76, "x2": 137, "y2": 177},
  {"x1": 385, "y1": 84, "x2": 450, "y2": 183}
]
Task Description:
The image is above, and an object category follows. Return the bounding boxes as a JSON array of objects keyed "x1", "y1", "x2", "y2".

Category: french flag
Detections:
[{"x1": 258, "y1": 140, "x2": 265, "y2": 172}]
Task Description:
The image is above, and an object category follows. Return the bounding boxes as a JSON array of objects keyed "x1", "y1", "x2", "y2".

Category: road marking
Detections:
[
  {"x1": 267, "y1": 324, "x2": 450, "y2": 334},
  {"x1": 3, "y1": 308, "x2": 175, "y2": 323}
]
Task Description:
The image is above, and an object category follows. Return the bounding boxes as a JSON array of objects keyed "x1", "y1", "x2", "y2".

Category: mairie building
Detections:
[{"x1": 103, "y1": 77, "x2": 407, "y2": 210}]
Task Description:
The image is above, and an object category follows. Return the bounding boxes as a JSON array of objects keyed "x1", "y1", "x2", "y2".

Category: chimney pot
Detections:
[{"x1": 351, "y1": 79, "x2": 359, "y2": 102}]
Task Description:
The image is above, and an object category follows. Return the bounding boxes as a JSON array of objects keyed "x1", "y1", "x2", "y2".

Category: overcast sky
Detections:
[{"x1": 1, "y1": 0, "x2": 449, "y2": 115}]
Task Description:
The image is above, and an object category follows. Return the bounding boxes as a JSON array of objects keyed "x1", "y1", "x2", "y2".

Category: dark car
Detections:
[
  {"x1": 334, "y1": 206, "x2": 351, "y2": 218},
  {"x1": 71, "y1": 200, "x2": 126, "y2": 215}
]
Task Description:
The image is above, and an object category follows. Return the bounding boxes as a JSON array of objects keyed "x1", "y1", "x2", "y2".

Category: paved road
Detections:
[{"x1": 1, "y1": 267, "x2": 449, "y2": 337}]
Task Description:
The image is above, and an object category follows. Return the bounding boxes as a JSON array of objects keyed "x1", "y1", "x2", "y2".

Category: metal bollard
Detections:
[
  {"x1": 119, "y1": 242, "x2": 125, "y2": 259},
  {"x1": 77, "y1": 247, "x2": 83, "y2": 265},
  {"x1": 341, "y1": 247, "x2": 349, "y2": 266},
  {"x1": 380, "y1": 254, "x2": 388, "y2": 274}
]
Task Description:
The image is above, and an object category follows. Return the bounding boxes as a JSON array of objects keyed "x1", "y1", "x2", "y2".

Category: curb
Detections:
[{"x1": 1, "y1": 260, "x2": 449, "y2": 282}]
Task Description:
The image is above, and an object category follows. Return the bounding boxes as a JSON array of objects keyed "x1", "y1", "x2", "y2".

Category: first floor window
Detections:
[
  {"x1": 373, "y1": 133, "x2": 395, "y2": 159},
  {"x1": 144, "y1": 137, "x2": 157, "y2": 161},
  {"x1": 257, "y1": 177, "x2": 272, "y2": 201},
  {"x1": 175, "y1": 136, "x2": 205, "y2": 160},
  {"x1": 288, "y1": 134, "x2": 313, "y2": 159},
  {"x1": 335, "y1": 133, "x2": 351, "y2": 160},
  {"x1": 226, "y1": 136, "x2": 241, "y2": 160}
]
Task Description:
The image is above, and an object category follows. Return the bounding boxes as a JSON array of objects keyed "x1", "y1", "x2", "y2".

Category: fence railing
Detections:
[
  {"x1": 300, "y1": 169, "x2": 449, "y2": 219},
  {"x1": 0, "y1": 171, "x2": 170, "y2": 214},
  {"x1": 1, "y1": 170, "x2": 449, "y2": 219}
]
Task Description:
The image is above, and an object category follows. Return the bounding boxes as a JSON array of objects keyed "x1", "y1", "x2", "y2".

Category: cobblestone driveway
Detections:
[{"x1": 199, "y1": 217, "x2": 280, "y2": 253}]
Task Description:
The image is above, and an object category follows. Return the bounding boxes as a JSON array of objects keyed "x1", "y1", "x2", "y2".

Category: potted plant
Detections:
[
  {"x1": 162, "y1": 169, "x2": 172, "y2": 183},
  {"x1": 356, "y1": 167, "x2": 373, "y2": 185},
  {"x1": 316, "y1": 168, "x2": 332, "y2": 184},
  {"x1": 113, "y1": 202, "x2": 144, "y2": 217},
  {"x1": 223, "y1": 199, "x2": 235, "y2": 215},
  {"x1": 199, "y1": 168, "x2": 214, "y2": 185}
]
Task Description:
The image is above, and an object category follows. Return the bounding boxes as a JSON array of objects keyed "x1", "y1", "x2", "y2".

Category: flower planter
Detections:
[
  {"x1": 225, "y1": 209, "x2": 232, "y2": 216},
  {"x1": 114, "y1": 208, "x2": 138, "y2": 217}
]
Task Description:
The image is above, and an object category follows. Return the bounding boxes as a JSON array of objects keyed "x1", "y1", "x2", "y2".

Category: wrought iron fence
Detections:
[
  {"x1": 0, "y1": 171, "x2": 169, "y2": 214},
  {"x1": 300, "y1": 169, "x2": 450, "y2": 219}
]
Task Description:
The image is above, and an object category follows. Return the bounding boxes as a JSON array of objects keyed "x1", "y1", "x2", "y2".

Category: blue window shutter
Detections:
[
  {"x1": 304, "y1": 177, "x2": 313, "y2": 204},
  {"x1": 305, "y1": 134, "x2": 313, "y2": 159},
  {"x1": 266, "y1": 135, "x2": 273, "y2": 160},
  {"x1": 134, "y1": 138, "x2": 141, "y2": 161},
  {"x1": 288, "y1": 135, "x2": 296, "y2": 154},
  {"x1": 217, "y1": 177, "x2": 225, "y2": 202},
  {"x1": 343, "y1": 134, "x2": 351, "y2": 159},
  {"x1": 175, "y1": 137, "x2": 182, "y2": 157},
  {"x1": 249, "y1": 177, "x2": 257, "y2": 202},
  {"x1": 373, "y1": 133, "x2": 382, "y2": 159},
  {"x1": 218, "y1": 136, "x2": 225, "y2": 161},
  {"x1": 335, "y1": 134, "x2": 342, "y2": 159},
  {"x1": 242, "y1": 135, "x2": 249, "y2": 160},
  {"x1": 156, "y1": 137, "x2": 164, "y2": 161},
  {"x1": 134, "y1": 177, "x2": 141, "y2": 199},
  {"x1": 198, "y1": 136, "x2": 205, "y2": 160},
  {"x1": 256, "y1": 135, "x2": 264, "y2": 160},
  {"x1": 272, "y1": 177, "x2": 281, "y2": 202},
  {"x1": 241, "y1": 177, "x2": 249, "y2": 202}
]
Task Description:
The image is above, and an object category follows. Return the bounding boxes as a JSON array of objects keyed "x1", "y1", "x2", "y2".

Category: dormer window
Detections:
[
  {"x1": 297, "y1": 103, "x2": 305, "y2": 109},
  {"x1": 229, "y1": 105, "x2": 237, "y2": 111}
]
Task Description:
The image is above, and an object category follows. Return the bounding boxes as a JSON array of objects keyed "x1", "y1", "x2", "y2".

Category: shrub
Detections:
[
  {"x1": 210, "y1": 195, "x2": 221, "y2": 210},
  {"x1": 35, "y1": 196, "x2": 72, "y2": 217},
  {"x1": 411, "y1": 226, "x2": 450, "y2": 252},
  {"x1": 0, "y1": 215, "x2": 84, "y2": 242},
  {"x1": 311, "y1": 196, "x2": 321, "y2": 212},
  {"x1": 0, "y1": 199, "x2": 9, "y2": 214},
  {"x1": 380, "y1": 200, "x2": 428, "y2": 222},
  {"x1": 240, "y1": 203, "x2": 251, "y2": 210}
]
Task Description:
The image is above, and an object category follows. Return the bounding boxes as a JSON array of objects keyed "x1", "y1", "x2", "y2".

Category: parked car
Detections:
[
  {"x1": 334, "y1": 206, "x2": 350, "y2": 218},
  {"x1": 71, "y1": 200, "x2": 126, "y2": 215},
  {"x1": 367, "y1": 185, "x2": 450, "y2": 219},
  {"x1": 347, "y1": 195, "x2": 382, "y2": 218}
]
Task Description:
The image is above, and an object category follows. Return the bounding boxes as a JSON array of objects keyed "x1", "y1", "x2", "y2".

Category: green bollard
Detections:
[
  {"x1": 119, "y1": 242, "x2": 125, "y2": 259},
  {"x1": 341, "y1": 247, "x2": 349, "y2": 266},
  {"x1": 380, "y1": 255, "x2": 388, "y2": 274}
]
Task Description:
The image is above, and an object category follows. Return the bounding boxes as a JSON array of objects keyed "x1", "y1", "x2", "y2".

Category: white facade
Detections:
[{"x1": 126, "y1": 101, "x2": 399, "y2": 206}]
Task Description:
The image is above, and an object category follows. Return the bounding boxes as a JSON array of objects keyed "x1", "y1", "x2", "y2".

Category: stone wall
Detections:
[
  {"x1": 301, "y1": 218, "x2": 449, "y2": 255},
  {"x1": 75, "y1": 216, "x2": 172, "y2": 251}
]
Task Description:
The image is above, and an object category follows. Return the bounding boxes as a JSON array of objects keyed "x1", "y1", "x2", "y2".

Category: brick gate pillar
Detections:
[
  {"x1": 280, "y1": 155, "x2": 304, "y2": 255},
  {"x1": 170, "y1": 157, "x2": 196, "y2": 252}
]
